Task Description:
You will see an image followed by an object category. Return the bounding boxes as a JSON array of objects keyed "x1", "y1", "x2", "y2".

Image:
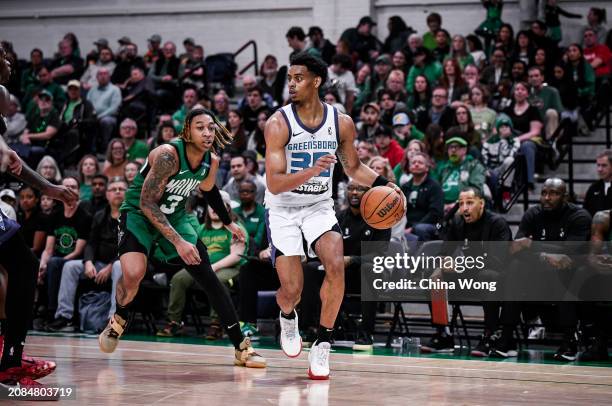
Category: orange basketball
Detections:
[{"x1": 360, "y1": 186, "x2": 405, "y2": 230}]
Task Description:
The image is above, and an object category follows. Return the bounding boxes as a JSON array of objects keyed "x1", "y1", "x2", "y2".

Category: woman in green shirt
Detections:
[
  {"x1": 469, "y1": 84, "x2": 497, "y2": 142},
  {"x1": 77, "y1": 154, "x2": 99, "y2": 201}
]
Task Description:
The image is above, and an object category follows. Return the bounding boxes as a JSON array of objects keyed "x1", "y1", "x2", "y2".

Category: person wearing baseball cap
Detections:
[
  {"x1": 432, "y1": 128, "x2": 486, "y2": 209},
  {"x1": 392, "y1": 111, "x2": 424, "y2": 147},
  {"x1": 180, "y1": 37, "x2": 196, "y2": 60},
  {"x1": 339, "y1": 15, "x2": 383, "y2": 63},
  {"x1": 93, "y1": 38, "x2": 109, "y2": 51},
  {"x1": 374, "y1": 125, "x2": 404, "y2": 168},
  {"x1": 144, "y1": 35, "x2": 162, "y2": 66},
  {"x1": 61, "y1": 78, "x2": 95, "y2": 150},
  {"x1": 118, "y1": 36, "x2": 132, "y2": 46},
  {"x1": 358, "y1": 102, "x2": 382, "y2": 140}
]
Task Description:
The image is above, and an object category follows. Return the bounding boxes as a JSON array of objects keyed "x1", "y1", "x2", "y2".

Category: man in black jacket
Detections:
[
  {"x1": 300, "y1": 179, "x2": 391, "y2": 350},
  {"x1": 512, "y1": 178, "x2": 592, "y2": 361},
  {"x1": 46, "y1": 178, "x2": 126, "y2": 331},
  {"x1": 584, "y1": 150, "x2": 612, "y2": 217},
  {"x1": 402, "y1": 152, "x2": 443, "y2": 241},
  {"x1": 60, "y1": 80, "x2": 97, "y2": 158},
  {"x1": 421, "y1": 186, "x2": 513, "y2": 354}
]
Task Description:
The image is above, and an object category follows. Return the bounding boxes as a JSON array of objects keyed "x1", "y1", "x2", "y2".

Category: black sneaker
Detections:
[
  {"x1": 491, "y1": 334, "x2": 518, "y2": 358},
  {"x1": 420, "y1": 333, "x2": 455, "y2": 353},
  {"x1": 46, "y1": 317, "x2": 75, "y2": 332},
  {"x1": 554, "y1": 338, "x2": 578, "y2": 362},
  {"x1": 471, "y1": 334, "x2": 496, "y2": 357},
  {"x1": 580, "y1": 337, "x2": 609, "y2": 362},
  {"x1": 352, "y1": 334, "x2": 374, "y2": 351}
]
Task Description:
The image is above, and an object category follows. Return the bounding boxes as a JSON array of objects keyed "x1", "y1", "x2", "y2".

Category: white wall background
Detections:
[{"x1": 0, "y1": 0, "x2": 608, "y2": 74}]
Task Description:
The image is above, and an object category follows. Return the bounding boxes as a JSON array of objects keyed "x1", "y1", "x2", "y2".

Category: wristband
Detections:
[{"x1": 372, "y1": 175, "x2": 390, "y2": 188}]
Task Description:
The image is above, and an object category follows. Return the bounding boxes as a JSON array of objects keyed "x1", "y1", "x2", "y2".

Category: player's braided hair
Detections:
[{"x1": 178, "y1": 108, "x2": 233, "y2": 152}]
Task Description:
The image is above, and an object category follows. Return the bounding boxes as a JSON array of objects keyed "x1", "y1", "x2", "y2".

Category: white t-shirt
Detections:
[{"x1": 327, "y1": 68, "x2": 357, "y2": 104}]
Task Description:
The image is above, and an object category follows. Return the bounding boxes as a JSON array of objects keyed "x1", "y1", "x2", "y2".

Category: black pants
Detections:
[
  {"x1": 301, "y1": 261, "x2": 377, "y2": 335},
  {"x1": 0, "y1": 231, "x2": 38, "y2": 367},
  {"x1": 183, "y1": 241, "x2": 240, "y2": 329},
  {"x1": 238, "y1": 259, "x2": 280, "y2": 323}
]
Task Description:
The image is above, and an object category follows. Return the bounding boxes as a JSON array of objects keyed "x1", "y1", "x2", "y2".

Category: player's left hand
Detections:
[
  {"x1": 225, "y1": 222, "x2": 246, "y2": 242},
  {"x1": 387, "y1": 182, "x2": 406, "y2": 212}
]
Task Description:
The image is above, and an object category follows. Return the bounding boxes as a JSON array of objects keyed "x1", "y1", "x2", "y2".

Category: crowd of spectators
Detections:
[{"x1": 1, "y1": 2, "x2": 612, "y2": 361}]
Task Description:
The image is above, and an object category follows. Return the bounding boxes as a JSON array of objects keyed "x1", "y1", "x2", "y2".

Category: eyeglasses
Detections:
[{"x1": 108, "y1": 187, "x2": 127, "y2": 193}]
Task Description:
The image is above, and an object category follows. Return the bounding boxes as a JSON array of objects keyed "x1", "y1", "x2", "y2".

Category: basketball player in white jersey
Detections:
[{"x1": 264, "y1": 52, "x2": 405, "y2": 379}]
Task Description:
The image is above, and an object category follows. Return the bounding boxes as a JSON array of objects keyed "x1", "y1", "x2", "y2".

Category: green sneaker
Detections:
[{"x1": 240, "y1": 322, "x2": 260, "y2": 340}]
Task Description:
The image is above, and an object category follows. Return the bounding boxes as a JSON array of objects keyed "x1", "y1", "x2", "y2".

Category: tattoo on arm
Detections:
[
  {"x1": 337, "y1": 145, "x2": 350, "y2": 168},
  {"x1": 140, "y1": 150, "x2": 181, "y2": 244},
  {"x1": 12, "y1": 161, "x2": 53, "y2": 192}
]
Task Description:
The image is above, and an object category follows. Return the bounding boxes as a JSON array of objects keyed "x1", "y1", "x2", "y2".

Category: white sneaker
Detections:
[
  {"x1": 279, "y1": 310, "x2": 302, "y2": 357},
  {"x1": 308, "y1": 341, "x2": 331, "y2": 380}
]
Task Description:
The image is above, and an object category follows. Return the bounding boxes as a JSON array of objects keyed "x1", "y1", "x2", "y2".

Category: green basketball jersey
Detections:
[{"x1": 121, "y1": 138, "x2": 211, "y2": 223}]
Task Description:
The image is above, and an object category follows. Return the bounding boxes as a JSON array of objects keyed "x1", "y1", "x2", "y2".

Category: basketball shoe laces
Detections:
[
  {"x1": 315, "y1": 344, "x2": 330, "y2": 367},
  {"x1": 281, "y1": 318, "x2": 297, "y2": 340}
]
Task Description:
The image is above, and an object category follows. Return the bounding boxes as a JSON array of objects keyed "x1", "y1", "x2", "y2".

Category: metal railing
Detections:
[{"x1": 234, "y1": 40, "x2": 258, "y2": 76}]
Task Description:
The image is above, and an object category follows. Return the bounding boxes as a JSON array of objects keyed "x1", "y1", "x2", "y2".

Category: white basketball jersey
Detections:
[{"x1": 265, "y1": 102, "x2": 340, "y2": 207}]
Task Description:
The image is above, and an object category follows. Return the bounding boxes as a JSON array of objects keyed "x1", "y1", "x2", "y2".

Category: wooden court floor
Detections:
[{"x1": 13, "y1": 335, "x2": 612, "y2": 405}]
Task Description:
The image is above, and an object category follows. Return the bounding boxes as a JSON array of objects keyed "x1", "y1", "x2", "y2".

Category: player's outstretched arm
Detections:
[
  {"x1": 264, "y1": 112, "x2": 335, "y2": 194},
  {"x1": 337, "y1": 113, "x2": 406, "y2": 208},
  {"x1": 0, "y1": 137, "x2": 78, "y2": 207},
  {"x1": 140, "y1": 145, "x2": 182, "y2": 245}
]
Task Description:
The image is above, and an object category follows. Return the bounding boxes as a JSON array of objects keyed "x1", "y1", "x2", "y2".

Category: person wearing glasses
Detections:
[
  {"x1": 119, "y1": 118, "x2": 149, "y2": 164},
  {"x1": 46, "y1": 178, "x2": 128, "y2": 332}
]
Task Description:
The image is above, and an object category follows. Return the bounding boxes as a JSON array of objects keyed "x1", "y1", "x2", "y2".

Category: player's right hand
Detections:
[
  {"x1": 311, "y1": 154, "x2": 337, "y2": 176},
  {"x1": 176, "y1": 239, "x2": 201, "y2": 265},
  {"x1": 45, "y1": 184, "x2": 79, "y2": 208}
]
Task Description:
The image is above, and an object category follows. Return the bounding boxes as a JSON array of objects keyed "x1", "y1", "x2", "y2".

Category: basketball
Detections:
[{"x1": 360, "y1": 186, "x2": 405, "y2": 229}]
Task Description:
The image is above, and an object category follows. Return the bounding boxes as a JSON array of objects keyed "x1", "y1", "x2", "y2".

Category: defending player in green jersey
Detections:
[{"x1": 99, "y1": 108, "x2": 266, "y2": 368}]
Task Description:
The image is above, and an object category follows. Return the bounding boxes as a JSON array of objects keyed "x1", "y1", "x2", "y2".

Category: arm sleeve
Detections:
[{"x1": 202, "y1": 185, "x2": 232, "y2": 225}]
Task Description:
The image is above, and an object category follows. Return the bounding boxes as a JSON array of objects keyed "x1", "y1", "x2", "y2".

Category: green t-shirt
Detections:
[
  {"x1": 126, "y1": 140, "x2": 150, "y2": 162},
  {"x1": 80, "y1": 184, "x2": 92, "y2": 201},
  {"x1": 63, "y1": 100, "x2": 79, "y2": 123},
  {"x1": 529, "y1": 86, "x2": 564, "y2": 119},
  {"x1": 423, "y1": 32, "x2": 437, "y2": 50},
  {"x1": 198, "y1": 222, "x2": 248, "y2": 266},
  {"x1": 233, "y1": 203, "x2": 266, "y2": 250},
  {"x1": 121, "y1": 139, "x2": 210, "y2": 224}
]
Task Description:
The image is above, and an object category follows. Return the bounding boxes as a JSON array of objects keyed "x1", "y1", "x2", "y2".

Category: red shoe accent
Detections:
[
  {"x1": 0, "y1": 366, "x2": 26, "y2": 384},
  {"x1": 21, "y1": 356, "x2": 56, "y2": 380},
  {"x1": 281, "y1": 338, "x2": 303, "y2": 358},
  {"x1": 307, "y1": 367, "x2": 330, "y2": 380}
]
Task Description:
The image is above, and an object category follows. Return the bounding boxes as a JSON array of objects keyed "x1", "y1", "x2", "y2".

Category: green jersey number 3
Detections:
[{"x1": 160, "y1": 195, "x2": 184, "y2": 214}]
